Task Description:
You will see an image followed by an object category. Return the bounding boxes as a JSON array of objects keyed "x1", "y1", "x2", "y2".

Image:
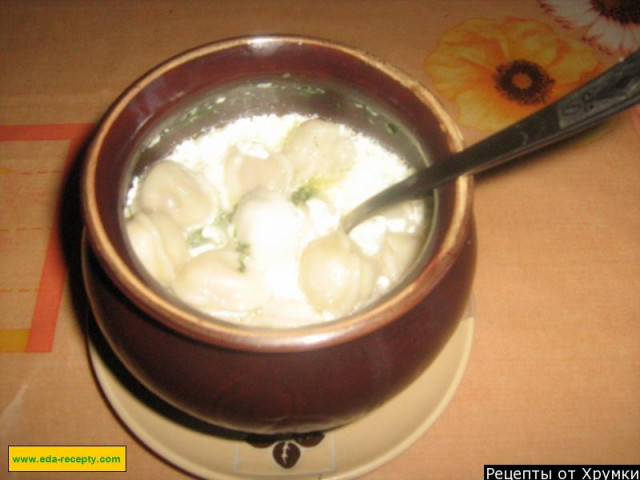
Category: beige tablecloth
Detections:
[{"x1": 1, "y1": 1, "x2": 638, "y2": 479}]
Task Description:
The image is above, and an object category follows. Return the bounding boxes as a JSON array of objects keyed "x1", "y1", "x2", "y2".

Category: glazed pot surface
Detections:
[
  {"x1": 83, "y1": 226, "x2": 475, "y2": 433},
  {"x1": 82, "y1": 35, "x2": 475, "y2": 433}
]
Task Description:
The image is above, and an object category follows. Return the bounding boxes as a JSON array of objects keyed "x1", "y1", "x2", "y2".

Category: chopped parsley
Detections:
[
  {"x1": 291, "y1": 183, "x2": 318, "y2": 205},
  {"x1": 187, "y1": 228, "x2": 208, "y2": 249},
  {"x1": 215, "y1": 209, "x2": 234, "y2": 228},
  {"x1": 236, "y1": 241, "x2": 251, "y2": 273}
]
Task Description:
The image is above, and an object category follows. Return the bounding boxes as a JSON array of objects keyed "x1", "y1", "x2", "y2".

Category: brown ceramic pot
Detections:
[{"x1": 81, "y1": 35, "x2": 475, "y2": 434}]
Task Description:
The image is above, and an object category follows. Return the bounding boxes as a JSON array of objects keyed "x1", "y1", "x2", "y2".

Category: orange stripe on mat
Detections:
[
  {"x1": 0, "y1": 123, "x2": 94, "y2": 353},
  {"x1": 0, "y1": 124, "x2": 93, "y2": 142}
]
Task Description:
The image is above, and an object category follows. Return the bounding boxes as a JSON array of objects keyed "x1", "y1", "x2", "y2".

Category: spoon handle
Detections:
[{"x1": 343, "y1": 49, "x2": 640, "y2": 232}]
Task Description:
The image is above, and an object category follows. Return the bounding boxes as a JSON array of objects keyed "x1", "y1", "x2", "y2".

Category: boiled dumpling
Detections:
[
  {"x1": 225, "y1": 147, "x2": 292, "y2": 201},
  {"x1": 282, "y1": 119, "x2": 356, "y2": 184},
  {"x1": 136, "y1": 160, "x2": 216, "y2": 229},
  {"x1": 171, "y1": 248, "x2": 271, "y2": 314},
  {"x1": 232, "y1": 189, "x2": 303, "y2": 271},
  {"x1": 299, "y1": 230, "x2": 377, "y2": 316},
  {"x1": 378, "y1": 232, "x2": 423, "y2": 282},
  {"x1": 126, "y1": 211, "x2": 189, "y2": 286}
]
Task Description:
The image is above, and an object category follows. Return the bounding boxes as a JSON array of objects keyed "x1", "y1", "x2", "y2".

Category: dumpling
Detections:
[
  {"x1": 282, "y1": 119, "x2": 356, "y2": 184},
  {"x1": 378, "y1": 232, "x2": 423, "y2": 282},
  {"x1": 224, "y1": 147, "x2": 292, "y2": 201},
  {"x1": 232, "y1": 189, "x2": 303, "y2": 271},
  {"x1": 171, "y1": 248, "x2": 271, "y2": 314},
  {"x1": 136, "y1": 160, "x2": 216, "y2": 229},
  {"x1": 299, "y1": 230, "x2": 377, "y2": 316},
  {"x1": 125, "y1": 211, "x2": 189, "y2": 286}
]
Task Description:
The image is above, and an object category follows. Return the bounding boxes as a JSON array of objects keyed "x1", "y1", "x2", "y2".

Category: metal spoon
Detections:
[{"x1": 342, "y1": 48, "x2": 640, "y2": 233}]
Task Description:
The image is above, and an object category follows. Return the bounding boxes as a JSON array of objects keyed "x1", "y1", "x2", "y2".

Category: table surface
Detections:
[{"x1": 1, "y1": 1, "x2": 638, "y2": 479}]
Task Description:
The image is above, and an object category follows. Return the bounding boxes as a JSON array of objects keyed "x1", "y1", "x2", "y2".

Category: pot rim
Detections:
[{"x1": 82, "y1": 34, "x2": 472, "y2": 353}]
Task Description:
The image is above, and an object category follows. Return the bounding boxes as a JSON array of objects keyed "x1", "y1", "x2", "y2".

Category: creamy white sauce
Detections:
[{"x1": 124, "y1": 114, "x2": 427, "y2": 327}]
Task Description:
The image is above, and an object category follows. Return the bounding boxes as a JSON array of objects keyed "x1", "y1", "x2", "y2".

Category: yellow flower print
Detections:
[{"x1": 424, "y1": 17, "x2": 605, "y2": 132}]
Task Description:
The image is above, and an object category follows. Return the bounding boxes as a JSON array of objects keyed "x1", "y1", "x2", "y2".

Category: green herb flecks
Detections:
[
  {"x1": 291, "y1": 183, "x2": 319, "y2": 205},
  {"x1": 187, "y1": 212, "x2": 234, "y2": 251},
  {"x1": 187, "y1": 228, "x2": 209, "y2": 249},
  {"x1": 215, "y1": 209, "x2": 234, "y2": 229},
  {"x1": 235, "y1": 241, "x2": 251, "y2": 273}
]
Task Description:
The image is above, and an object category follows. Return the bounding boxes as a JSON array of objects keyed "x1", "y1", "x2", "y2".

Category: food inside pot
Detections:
[{"x1": 124, "y1": 114, "x2": 430, "y2": 327}]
